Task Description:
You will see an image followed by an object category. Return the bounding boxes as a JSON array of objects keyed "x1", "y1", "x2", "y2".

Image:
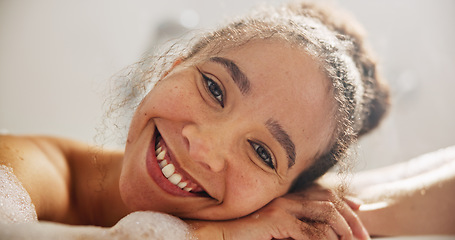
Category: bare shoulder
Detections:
[
  {"x1": 0, "y1": 135, "x2": 72, "y2": 219},
  {"x1": 0, "y1": 134, "x2": 122, "y2": 172},
  {"x1": 0, "y1": 135, "x2": 79, "y2": 177},
  {"x1": 0, "y1": 135, "x2": 122, "y2": 222}
]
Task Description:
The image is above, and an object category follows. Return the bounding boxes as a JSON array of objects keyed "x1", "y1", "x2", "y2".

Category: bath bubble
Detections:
[
  {"x1": 0, "y1": 165, "x2": 38, "y2": 223},
  {"x1": 109, "y1": 211, "x2": 194, "y2": 240}
]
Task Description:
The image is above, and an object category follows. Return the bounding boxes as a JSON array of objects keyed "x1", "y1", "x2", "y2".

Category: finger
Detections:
[
  {"x1": 343, "y1": 196, "x2": 363, "y2": 210},
  {"x1": 313, "y1": 223, "x2": 339, "y2": 240},
  {"x1": 269, "y1": 216, "x2": 312, "y2": 240},
  {"x1": 326, "y1": 227, "x2": 339, "y2": 240},
  {"x1": 335, "y1": 201, "x2": 370, "y2": 240},
  {"x1": 298, "y1": 222, "x2": 338, "y2": 240},
  {"x1": 314, "y1": 193, "x2": 369, "y2": 239},
  {"x1": 289, "y1": 191, "x2": 369, "y2": 240},
  {"x1": 267, "y1": 211, "x2": 334, "y2": 240},
  {"x1": 290, "y1": 200, "x2": 354, "y2": 240}
]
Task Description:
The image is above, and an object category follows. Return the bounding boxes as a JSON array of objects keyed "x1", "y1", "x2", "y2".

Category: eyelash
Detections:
[
  {"x1": 201, "y1": 73, "x2": 225, "y2": 108},
  {"x1": 248, "y1": 140, "x2": 276, "y2": 170},
  {"x1": 200, "y1": 71, "x2": 275, "y2": 170}
]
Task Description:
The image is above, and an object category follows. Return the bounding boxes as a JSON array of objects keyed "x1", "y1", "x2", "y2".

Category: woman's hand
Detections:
[
  {"x1": 190, "y1": 184, "x2": 370, "y2": 240},
  {"x1": 279, "y1": 184, "x2": 370, "y2": 240}
]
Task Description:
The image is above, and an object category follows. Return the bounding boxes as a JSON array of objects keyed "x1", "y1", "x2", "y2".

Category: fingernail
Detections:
[
  {"x1": 348, "y1": 196, "x2": 364, "y2": 204},
  {"x1": 344, "y1": 196, "x2": 363, "y2": 210}
]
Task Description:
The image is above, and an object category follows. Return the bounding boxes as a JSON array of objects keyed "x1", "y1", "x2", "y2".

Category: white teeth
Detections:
[
  {"x1": 161, "y1": 164, "x2": 175, "y2": 178},
  {"x1": 154, "y1": 136, "x2": 196, "y2": 192},
  {"x1": 168, "y1": 173, "x2": 182, "y2": 185},
  {"x1": 177, "y1": 181, "x2": 187, "y2": 188},
  {"x1": 159, "y1": 160, "x2": 168, "y2": 168},
  {"x1": 155, "y1": 147, "x2": 162, "y2": 155},
  {"x1": 157, "y1": 150, "x2": 166, "y2": 160}
]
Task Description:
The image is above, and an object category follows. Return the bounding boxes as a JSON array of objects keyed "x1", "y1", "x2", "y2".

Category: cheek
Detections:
[
  {"x1": 220, "y1": 172, "x2": 284, "y2": 217},
  {"x1": 148, "y1": 77, "x2": 201, "y2": 118},
  {"x1": 126, "y1": 79, "x2": 192, "y2": 146}
]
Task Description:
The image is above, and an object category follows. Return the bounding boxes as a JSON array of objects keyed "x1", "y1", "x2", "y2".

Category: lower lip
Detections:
[{"x1": 145, "y1": 131, "x2": 199, "y2": 197}]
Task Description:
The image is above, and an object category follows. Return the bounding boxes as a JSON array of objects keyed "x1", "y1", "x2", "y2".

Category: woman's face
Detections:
[{"x1": 119, "y1": 40, "x2": 335, "y2": 220}]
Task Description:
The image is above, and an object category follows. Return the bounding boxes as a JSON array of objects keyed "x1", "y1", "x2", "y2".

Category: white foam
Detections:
[
  {"x1": 109, "y1": 211, "x2": 193, "y2": 239},
  {"x1": 0, "y1": 165, "x2": 193, "y2": 239},
  {"x1": 0, "y1": 165, "x2": 38, "y2": 223}
]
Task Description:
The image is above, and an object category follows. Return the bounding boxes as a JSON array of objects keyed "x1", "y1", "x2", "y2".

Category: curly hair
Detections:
[{"x1": 106, "y1": 0, "x2": 390, "y2": 191}]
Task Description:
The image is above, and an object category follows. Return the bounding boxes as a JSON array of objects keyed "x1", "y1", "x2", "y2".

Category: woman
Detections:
[{"x1": 0, "y1": 0, "x2": 387, "y2": 239}]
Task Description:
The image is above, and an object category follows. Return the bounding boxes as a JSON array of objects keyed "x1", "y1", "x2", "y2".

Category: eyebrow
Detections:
[
  {"x1": 209, "y1": 57, "x2": 250, "y2": 95},
  {"x1": 208, "y1": 57, "x2": 295, "y2": 168},
  {"x1": 266, "y1": 119, "x2": 296, "y2": 169}
]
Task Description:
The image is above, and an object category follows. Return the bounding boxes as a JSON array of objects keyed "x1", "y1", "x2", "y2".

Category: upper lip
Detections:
[{"x1": 157, "y1": 126, "x2": 217, "y2": 200}]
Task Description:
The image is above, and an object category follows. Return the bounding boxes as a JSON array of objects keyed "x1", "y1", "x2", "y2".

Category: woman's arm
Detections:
[
  {"x1": 350, "y1": 146, "x2": 455, "y2": 192},
  {"x1": 352, "y1": 146, "x2": 455, "y2": 236},
  {"x1": 189, "y1": 185, "x2": 370, "y2": 240}
]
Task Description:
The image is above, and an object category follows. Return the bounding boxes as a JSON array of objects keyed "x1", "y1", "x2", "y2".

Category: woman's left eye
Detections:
[
  {"x1": 249, "y1": 141, "x2": 275, "y2": 170},
  {"x1": 202, "y1": 73, "x2": 224, "y2": 107}
]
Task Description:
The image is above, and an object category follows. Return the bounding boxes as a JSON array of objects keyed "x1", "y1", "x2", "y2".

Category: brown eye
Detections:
[
  {"x1": 249, "y1": 140, "x2": 275, "y2": 169},
  {"x1": 202, "y1": 73, "x2": 224, "y2": 107}
]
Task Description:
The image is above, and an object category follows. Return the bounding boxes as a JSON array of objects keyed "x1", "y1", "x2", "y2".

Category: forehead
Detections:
[
  {"x1": 221, "y1": 40, "x2": 328, "y2": 98},
  {"x1": 218, "y1": 40, "x2": 335, "y2": 170}
]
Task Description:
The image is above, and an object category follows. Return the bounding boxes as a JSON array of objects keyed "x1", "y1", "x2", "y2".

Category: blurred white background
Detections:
[{"x1": 1, "y1": 0, "x2": 454, "y2": 173}]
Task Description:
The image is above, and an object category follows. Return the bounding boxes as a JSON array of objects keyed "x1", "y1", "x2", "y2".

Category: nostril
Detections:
[
  {"x1": 181, "y1": 125, "x2": 193, "y2": 153},
  {"x1": 182, "y1": 124, "x2": 226, "y2": 172},
  {"x1": 182, "y1": 133, "x2": 190, "y2": 152},
  {"x1": 198, "y1": 162, "x2": 212, "y2": 171}
]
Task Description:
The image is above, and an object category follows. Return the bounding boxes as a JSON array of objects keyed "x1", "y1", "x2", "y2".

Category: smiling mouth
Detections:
[{"x1": 147, "y1": 129, "x2": 209, "y2": 197}]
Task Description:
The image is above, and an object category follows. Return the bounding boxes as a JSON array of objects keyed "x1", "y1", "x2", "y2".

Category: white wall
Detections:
[
  {"x1": 340, "y1": 0, "x2": 455, "y2": 170},
  {"x1": 1, "y1": 0, "x2": 454, "y2": 170}
]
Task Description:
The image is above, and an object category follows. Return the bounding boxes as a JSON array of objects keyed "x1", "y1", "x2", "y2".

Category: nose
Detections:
[{"x1": 181, "y1": 124, "x2": 227, "y2": 173}]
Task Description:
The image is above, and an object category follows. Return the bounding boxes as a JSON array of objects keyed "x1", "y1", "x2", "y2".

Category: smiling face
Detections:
[{"x1": 119, "y1": 40, "x2": 336, "y2": 220}]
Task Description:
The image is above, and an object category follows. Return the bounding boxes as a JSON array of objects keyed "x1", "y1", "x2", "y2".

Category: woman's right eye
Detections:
[{"x1": 202, "y1": 73, "x2": 225, "y2": 108}]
